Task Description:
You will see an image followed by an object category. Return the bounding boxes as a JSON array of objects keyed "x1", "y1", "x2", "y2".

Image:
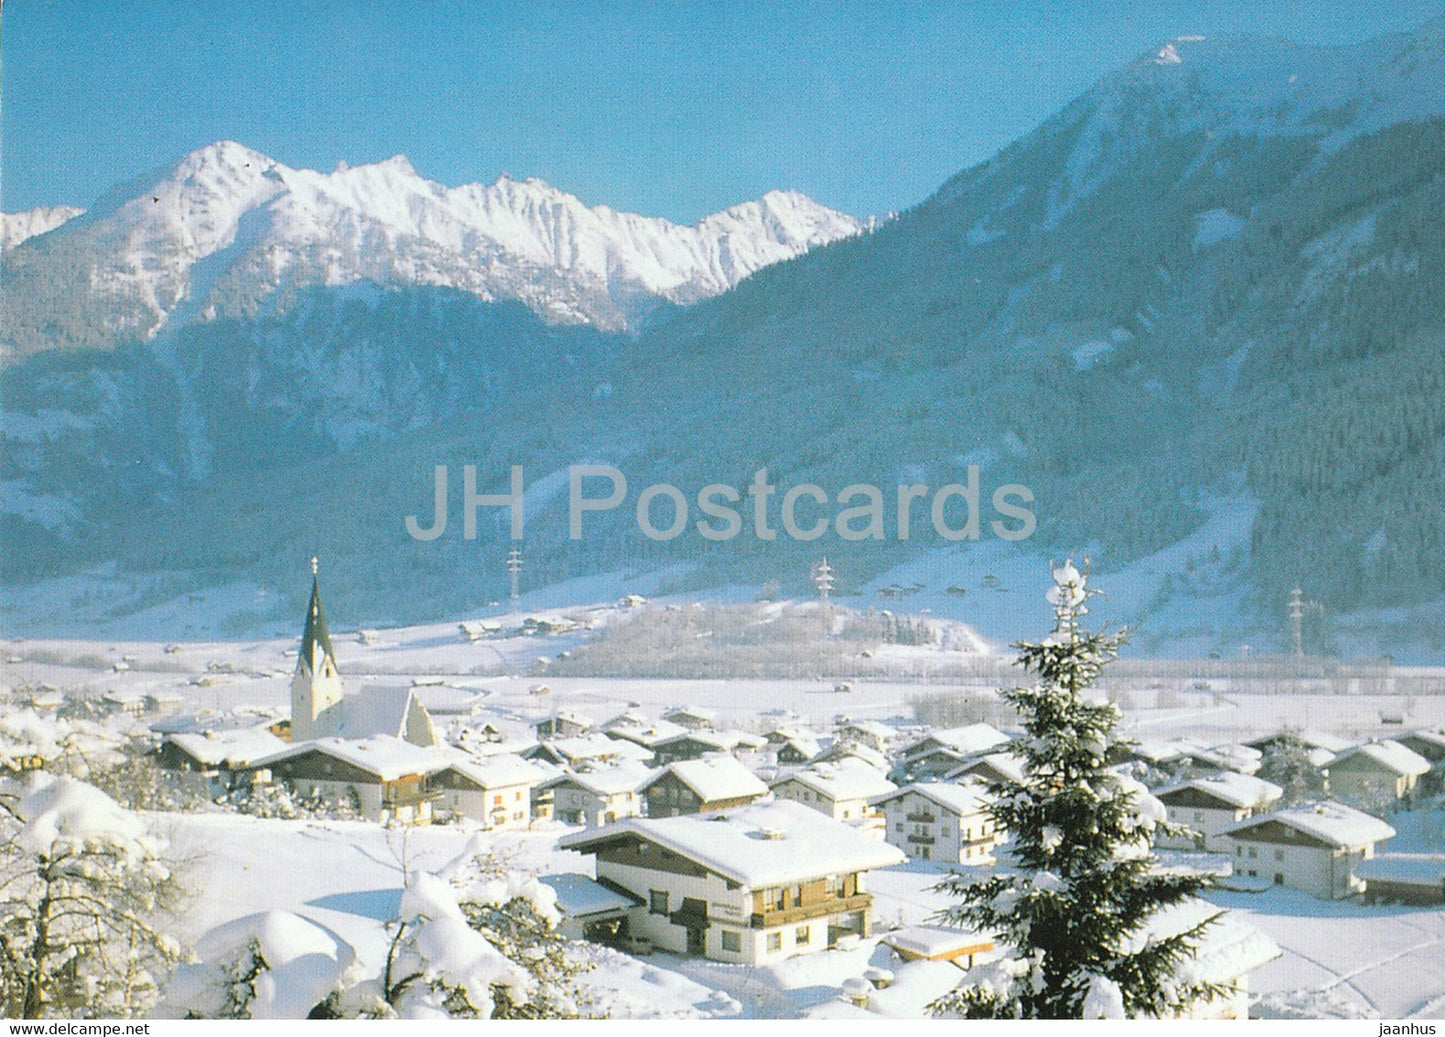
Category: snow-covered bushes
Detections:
[
  {"x1": 162, "y1": 911, "x2": 362, "y2": 1019},
  {"x1": 0, "y1": 773, "x2": 183, "y2": 1018}
]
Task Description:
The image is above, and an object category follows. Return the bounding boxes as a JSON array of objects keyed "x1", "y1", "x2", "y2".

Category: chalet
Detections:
[
  {"x1": 871, "y1": 781, "x2": 1000, "y2": 864},
  {"x1": 602, "y1": 713, "x2": 687, "y2": 753},
  {"x1": 542, "y1": 761, "x2": 649, "y2": 826},
  {"x1": 772, "y1": 736, "x2": 822, "y2": 766},
  {"x1": 522, "y1": 732, "x2": 653, "y2": 769},
  {"x1": 652, "y1": 731, "x2": 736, "y2": 765},
  {"x1": 1326, "y1": 741, "x2": 1430, "y2": 806},
  {"x1": 1357, "y1": 855, "x2": 1445, "y2": 905},
  {"x1": 558, "y1": 800, "x2": 905, "y2": 964},
  {"x1": 662, "y1": 705, "x2": 718, "y2": 731},
  {"x1": 1155, "y1": 773, "x2": 1283, "y2": 852},
  {"x1": 252, "y1": 736, "x2": 453, "y2": 824},
  {"x1": 894, "y1": 724, "x2": 1009, "y2": 780},
  {"x1": 1221, "y1": 800, "x2": 1396, "y2": 899},
  {"x1": 428, "y1": 754, "x2": 551, "y2": 829},
  {"x1": 944, "y1": 751, "x2": 1026, "y2": 788},
  {"x1": 770, "y1": 758, "x2": 896, "y2": 822},
  {"x1": 1244, "y1": 729, "x2": 1351, "y2": 759},
  {"x1": 640, "y1": 755, "x2": 768, "y2": 817},
  {"x1": 157, "y1": 727, "x2": 288, "y2": 796},
  {"x1": 1395, "y1": 730, "x2": 1445, "y2": 766},
  {"x1": 536, "y1": 712, "x2": 591, "y2": 740},
  {"x1": 809, "y1": 740, "x2": 891, "y2": 773},
  {"x1": 834, "y1": 719, "x2": 897, "y2": 753}
]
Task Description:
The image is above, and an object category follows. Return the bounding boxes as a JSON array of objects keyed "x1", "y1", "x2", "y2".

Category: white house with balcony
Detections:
[
  {"x1": 870, "y1": 781, "x2": 1000, "y2": 863},
  {"x1": 1221, "y1": 800, "x2": 1396, "y2": 899},
  {"x1": 558, "y1": 799, "x2": 904, "y2": 964},
  {"x1": 1155, "y1": 772, "x2": 1283, "y2": 852},
  {"x1": 770, "y1": 758, "x2": 896, "y2": 823},
  {"x1": 428, "y1": 753, "x2": 552, "y2": 829}
]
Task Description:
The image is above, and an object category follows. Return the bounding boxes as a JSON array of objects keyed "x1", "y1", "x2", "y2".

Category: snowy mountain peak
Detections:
[{"x1": 1, "y1": 144, "x2": 866, "y2": 352}]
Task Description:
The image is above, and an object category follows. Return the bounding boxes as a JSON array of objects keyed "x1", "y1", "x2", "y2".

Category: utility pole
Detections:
[
  {"x1": 506, "y1": 548, "x2": 522, "y2": 603},
  {"x1": 1288, "y1": 586, "x2": 1304, "y2": 658},
  {"x1": 813, "y1": 557, "x2": 835, "y2": 601}
]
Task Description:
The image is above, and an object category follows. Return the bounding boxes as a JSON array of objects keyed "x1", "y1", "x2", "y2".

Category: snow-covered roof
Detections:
[
  {"x1": 838, "y1": 719, "x2": 897, "y2": 741},
  {"x1": 560, "y1": 799, "x2": 905, "y2": 887},
  {"x1": 1157, "y1": 772, "x2": 1283, "y2": 810},
  {"x1": 544, "y1": 759, "x2": 652, "y2": 796},
  {"x1": 1223, "y1": 800, "x2": 1396, "y2": 848},
  {"x1": 642, "y1": 754, "x2": 768, "y2": 802},
  {"x1": 773, "y1": 757, "x2": 896, "y2": 802},
  {"x1": 1401, "y1": 730, "x2": 1445, "y2": 753},
  {"x1": 882, "y1": 925, "x2": 993, "y2": 959},
  {"x1": 871, "y1": 781, "x2": 992, "y2": 817},
  {"x1": 538, "y1": 873, "x2": 641, "y2": 917},
  {"x1": 408, "y1": 684, "x2": 488, "y2": 716},
  {"x1": 902, "y1": 723, "x2": 1009, "y2": 758},
  {"x1": 254, "y1": 736, "x2": 457, "y2": 781},
  {"x1": 441, "y1": 753, "x2": 550, "y2": 789},
  {"x1": 811, "y1": 741, "x2": 890, "y2": 771},
  {"x1": 946, "y1": 752, "x2": 1027, "y2": 785},
  {"x1": 1245, "y1": 729, "x2": 1352, "y2": 754},
  {"x1": 775, "y1": 735, "x2": 822, "y2": 759},
  {"x1": 536, "y1": 732, "x2": 653, "y2": 764},
  {"x1": 654, "y1": 730, "x2": 734, "y2": 752},
  {"x1": 339, "y1": 685, "x2": 432, "y2": 741},
  {"x1": 1355, "y1": 854, "x2": 1445, "y2": 888},
  {"x1": 663, "y1": 705, "x2": 717, "y2": 723},
  {"x1": 1330, "y1": 740, "x2": 1431, "y2": 778},
  {"x1": 167, "y1": 727, "x2": 288, "y2": 768}
]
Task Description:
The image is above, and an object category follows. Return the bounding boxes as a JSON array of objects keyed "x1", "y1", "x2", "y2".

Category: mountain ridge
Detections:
[{"x1": 0, "y1": 143, "x2": 867, "y2": 357}]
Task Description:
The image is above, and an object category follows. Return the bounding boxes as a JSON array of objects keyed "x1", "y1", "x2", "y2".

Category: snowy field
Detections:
[{"x1": 4, "y1": 609, "x2": 1445, "y2": 1019}]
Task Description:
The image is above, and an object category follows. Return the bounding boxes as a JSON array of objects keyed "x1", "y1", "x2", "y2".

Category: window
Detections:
[
  {"x1": 795, "y1": 925, "x2": 810, "y2": 944},
  {"x1": 943, "y1": 827, "x2": 951, "y2": 837},
  {"x1": 1194, "y1": 811, "x2": 1204, "y2": 822},
  {"x1": 1236, "y1": 845, "x2": 1243, "y2": 856},
  {"x1": 895, "y1": 822, "x2": 903, "y2": 832},
  {"x1": 767, "y1": 932, "x2": 782, "y2": 952},
  {"x1": 1274, "y1": 849, "x2": 1285, "y2": 862},
  {"x1": 774, "y1": 888, "x2": 787, "y2": 910},
  {"x1": 650, "y1": 890, "x2": 668, "y2": 915},
  {"x1": 721, "y1": 930, "x2": 741, "y2": 952},
  {"x1": 1247, "y1": 847, "x2": 1258, "y2": 859},
  {"x1": 792, "y1": 885, "x2": 803, "y2": 908},
  {"x1": 515, "y1": 790, "x2": 523, "y2": 801}
]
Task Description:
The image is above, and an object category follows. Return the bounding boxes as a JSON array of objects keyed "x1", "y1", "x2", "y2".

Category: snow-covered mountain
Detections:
[{"x1": 0, "y1": 143, "x2": 866, "y2": 356}]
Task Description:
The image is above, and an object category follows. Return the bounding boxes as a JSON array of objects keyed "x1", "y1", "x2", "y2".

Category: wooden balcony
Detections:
[
  {"x1": 750, "y1": 893, "x2": 872, "y2": 929},
  {"x1": 906, "y1": 832, "x2": 936, "y2": 845},
  {"x1": 906, "y1": 811, "x2": 937, "y2": 823}
]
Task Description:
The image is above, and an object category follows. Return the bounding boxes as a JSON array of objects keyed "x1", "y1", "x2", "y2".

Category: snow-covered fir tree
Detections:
[{"x1": 930, "y1": 561, "x2": 1226, "y2": 1019}]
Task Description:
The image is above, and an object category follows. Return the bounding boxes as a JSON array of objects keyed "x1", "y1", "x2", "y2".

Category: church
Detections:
[{"x1": 290, "y1": 560, "x2": 438, "y2": 747}]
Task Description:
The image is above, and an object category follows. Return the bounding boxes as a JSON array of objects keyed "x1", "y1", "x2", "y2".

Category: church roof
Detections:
[{"x1": 298, "y1": 575, "x2": 337, "y2": 674}]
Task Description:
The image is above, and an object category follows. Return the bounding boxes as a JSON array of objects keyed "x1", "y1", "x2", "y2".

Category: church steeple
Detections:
[
  {"x1": 291, "y1": 557, "x2": 344, "y2": 741},
  {"x1": 297, "y1": 557, "x2": 337, "y2": 680}
]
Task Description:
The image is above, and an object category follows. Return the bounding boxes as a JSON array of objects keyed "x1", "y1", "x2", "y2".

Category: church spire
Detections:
[
  {"x1": 292, "y1": 557, "x2": 344, "y2": 741},
  {"x1": 297, "y1": 557, "x2": 337, "y2": 678}
]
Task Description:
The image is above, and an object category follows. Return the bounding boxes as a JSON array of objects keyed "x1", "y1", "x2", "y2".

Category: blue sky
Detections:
[{"x1": 3, "y1": 1, "x2": 1438, "y2": 222}]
